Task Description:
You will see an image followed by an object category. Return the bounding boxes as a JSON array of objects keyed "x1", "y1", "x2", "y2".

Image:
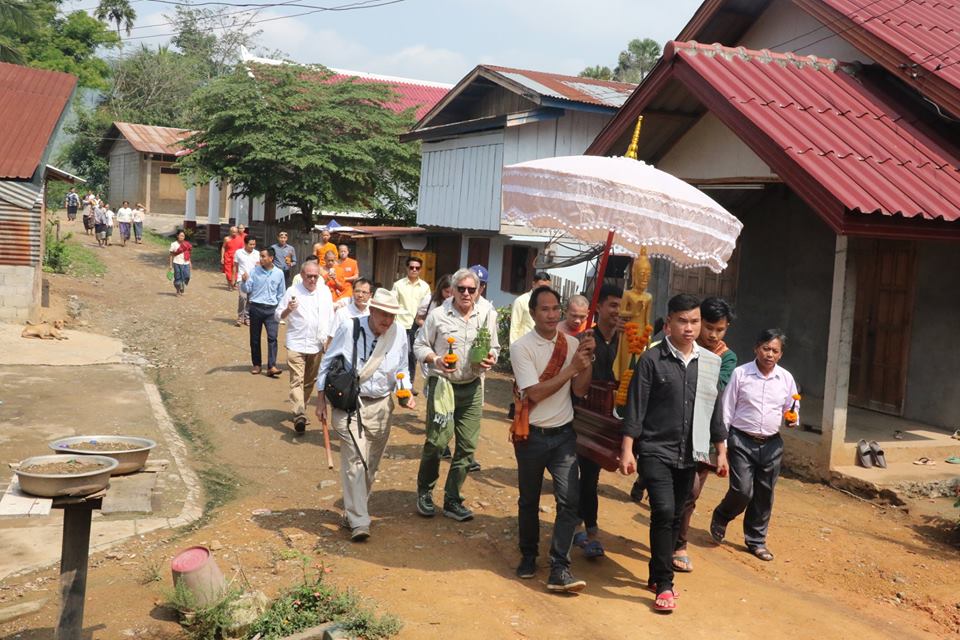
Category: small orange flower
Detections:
[
  {"x1": 396, "y1": 372, "x2": 405, "y2": 380},
  {"x1": 446, "y1": 337, "x2": 455, "y2": 345},
  {"x1": 792, "y1": 393, "x2": 802, "y2": 401}
]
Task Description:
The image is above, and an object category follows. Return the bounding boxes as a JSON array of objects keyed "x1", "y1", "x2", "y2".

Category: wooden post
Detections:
[
  {"x1": 144, "y1": 156, "x2": 153, "y2": 214},
  {"x1": 582, "y1": 230, "x2": 616, "y2": 332},
  {"x1": 56, "y1": 503, "x2": 96, "y2": 640},
  {"x1": 820, "y1": 235, "x2": 856, "y2": 477}
]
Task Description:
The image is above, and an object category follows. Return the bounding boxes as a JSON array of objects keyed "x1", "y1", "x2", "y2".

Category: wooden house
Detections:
[
  {"x1": 402, "y1": 65, "x2": 636, "y2": 306},
  {"x1": 589, "y1": 0, "x2": 960, "y2": 480}
]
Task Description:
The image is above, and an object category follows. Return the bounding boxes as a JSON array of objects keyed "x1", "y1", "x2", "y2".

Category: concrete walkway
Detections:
[{"x1": 0, "y1": 325, "x2": 201, "y2": 580}]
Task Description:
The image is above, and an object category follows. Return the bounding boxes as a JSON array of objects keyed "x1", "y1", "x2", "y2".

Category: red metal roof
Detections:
[
  {"x1": 483, "y1": 65, "x2": 636, "y2": 107},
  {"x1": 112, "y1": 122, "x2": 194, "y2": 155},
  {"x1": 668, "y1": 41, "x2": 960, "y2": 222},
  {"x1": 329, "y1": 69, "x2": 451, "y2": 121},
  {"x1": 0, "y1": 63, "x2": 77, "y2": 180},
  {"x1": 794, "y1": 0, "x2": 960, "y2": 117}
]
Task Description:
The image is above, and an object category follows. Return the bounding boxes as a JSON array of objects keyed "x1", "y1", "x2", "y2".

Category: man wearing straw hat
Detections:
[{"x1": 316, "y1": 288, "x2": 415, "y2": 542}]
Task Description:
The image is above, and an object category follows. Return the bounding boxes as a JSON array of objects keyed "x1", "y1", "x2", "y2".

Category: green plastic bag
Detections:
[{"x1": 166, "y1": 269, "x2": 174, "y2": 281}]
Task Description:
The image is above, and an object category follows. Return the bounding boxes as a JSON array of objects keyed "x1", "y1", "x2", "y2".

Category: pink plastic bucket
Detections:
[{"x1": 171, "y1": 546, "x2": 226, "y2": 609}]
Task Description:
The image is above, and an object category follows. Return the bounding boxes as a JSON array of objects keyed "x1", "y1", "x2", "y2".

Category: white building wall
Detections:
[
  {"x1": 657, "y1": 112, "x2": 777, "y2": 180},
  {"x1": 739, "y1": 0, "x2": 875, "y2": 62}
]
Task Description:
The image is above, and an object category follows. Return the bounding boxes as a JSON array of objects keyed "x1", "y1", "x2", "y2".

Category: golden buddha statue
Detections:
[{"x1": 613, "y1": 247, "x2": 652, "y2": 382}]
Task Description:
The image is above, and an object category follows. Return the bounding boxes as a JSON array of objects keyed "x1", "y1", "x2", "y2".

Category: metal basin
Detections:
[
  {"x1": 50, "y1": 435, "x2": 157, "y2": 475},
  {"x1": 16, "y1": 454, "x2": 118, "y2": 498}
]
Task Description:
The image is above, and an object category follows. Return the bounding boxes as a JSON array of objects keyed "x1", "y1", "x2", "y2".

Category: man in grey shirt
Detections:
[{"x1": 271, "y1": 230, "x2": 297, "y2": 288}]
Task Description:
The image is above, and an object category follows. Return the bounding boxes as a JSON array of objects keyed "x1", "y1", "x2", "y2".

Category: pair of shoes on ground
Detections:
[
  {"x1": 711, "y1": 517, "x2": 774, "y2": 561},
  {"x1": 415, "y1": 493, "x2": 473, "y2": 521},
  {"x1": 515, "y1": 557, "x2": 585, "y2": 593},
  {"x1": 856, "y1": 439, "x2": 887, "y2": 468},
  {"x1": 250, "y1": 366, "x2": 282, "y2": 377}
]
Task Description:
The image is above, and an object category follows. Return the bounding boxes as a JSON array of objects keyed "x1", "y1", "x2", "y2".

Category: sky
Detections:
[{"x1": 66, "y1": 0, "x2": 706, "y2": 84}]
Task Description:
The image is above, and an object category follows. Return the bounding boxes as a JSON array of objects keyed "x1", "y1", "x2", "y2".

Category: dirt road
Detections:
[{"x1": 2, "y1": 227, "x2": 958, "y2": 639}]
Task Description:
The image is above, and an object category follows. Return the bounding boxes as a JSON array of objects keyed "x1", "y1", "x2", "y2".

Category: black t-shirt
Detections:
[{"x1": 592, "y1": 326, "x2": 619, "y2": 383}]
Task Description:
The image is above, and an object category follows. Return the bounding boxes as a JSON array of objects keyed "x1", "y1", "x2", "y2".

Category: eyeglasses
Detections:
[
  {"x1": 408, "y1": 265, "x2": 421, "y2": 271},
  {"x1": 303, "y1": 274, "x2": 320, "y2": 279},
  {"x1": 457, "y1": 286, "x2": 477, "y2": 294}
]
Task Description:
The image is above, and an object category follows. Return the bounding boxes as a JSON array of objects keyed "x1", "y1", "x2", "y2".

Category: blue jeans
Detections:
[
  {"x1": 132, "y1": 221, "x2": 143, "y2": 240},
  {"x1": 248, "y1": 303, "x2": 279, "y2": 368},
  {"x1": 173, "y1": 263, "x2": 191, "y2": 293},
  {"x1": 514, "y1": 424, "x2": 581, "y2": 570}
]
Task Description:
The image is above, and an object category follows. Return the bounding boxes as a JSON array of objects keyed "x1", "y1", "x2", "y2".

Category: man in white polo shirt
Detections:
[
  {"x1": 233, "y1": 235, "x2": 259, "y2": 326},
  {"x1": 277, "y1": 259, "x2": 335, "y2": 434},
  {"x1": 510, "y1": 285, "x2": 594, "y2": 593}
]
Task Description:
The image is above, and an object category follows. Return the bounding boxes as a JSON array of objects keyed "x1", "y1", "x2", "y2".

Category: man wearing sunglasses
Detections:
[
  {"x1": 392, "y1": 256, "x2": 432, "y2": 394},
  {"x1": 278, "y1": 260, "x2": 335, "y2": 434},
  {"x1": 414, "y1": 268, "x2": 500, "y2": 522}
]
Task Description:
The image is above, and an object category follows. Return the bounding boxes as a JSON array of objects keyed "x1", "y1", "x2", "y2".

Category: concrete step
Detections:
[
  {"x1": 838, "y1": 432, "x2": 960, "y2": 465},
  {"x1": 831, "y1": 462, "x2": 960, "y2": 503}
]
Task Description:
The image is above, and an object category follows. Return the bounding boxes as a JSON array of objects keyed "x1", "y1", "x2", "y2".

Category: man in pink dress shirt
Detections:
[{"x1": 709, "y1": 328, "x2": 798, "y2": 562}]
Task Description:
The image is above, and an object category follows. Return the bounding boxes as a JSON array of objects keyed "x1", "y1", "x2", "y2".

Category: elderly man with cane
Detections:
[
  {"x1": 316, "y1": 289, "x2": 415, "y2": 542},
  {"x1": 277, "y1": 260, "x2": 335, "y2": 435}
]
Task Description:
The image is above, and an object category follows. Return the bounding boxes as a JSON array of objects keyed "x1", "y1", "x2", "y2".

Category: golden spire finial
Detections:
[{"x1": 625, "y1": 115, "x2": 643, "y2": 160}]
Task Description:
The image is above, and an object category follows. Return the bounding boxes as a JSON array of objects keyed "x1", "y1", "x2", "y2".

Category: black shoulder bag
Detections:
[{"x1": 324, "y1": 318, "x2": 362, "y2": 412}]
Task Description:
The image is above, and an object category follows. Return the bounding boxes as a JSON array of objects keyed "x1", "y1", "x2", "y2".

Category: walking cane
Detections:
[{"x1": 320, "y1": 409, "x2": 335, "y2": 469}]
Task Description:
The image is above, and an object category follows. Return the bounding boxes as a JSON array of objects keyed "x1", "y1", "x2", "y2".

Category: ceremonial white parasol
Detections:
[{"x1": 501, "y1": 155, "x2": 742, "y2": 274}]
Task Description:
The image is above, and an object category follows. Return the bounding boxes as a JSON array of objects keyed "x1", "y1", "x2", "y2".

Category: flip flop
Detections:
[
  {"x1": 672, "y1": 555, "x2": 693, "y2": 573},
  {"x1": 913, "y1": 457, "x2": 936, "y2": 466},
  {"x1": 945, "y1": 456, "x2": 960, "y2": 464},
  {"x1": 709, "y1": 516, "x2": 726, "y2": 544},
  {"x1": 869, "y1": 441, "x2": 887, "y2": 469},
  {"x1": 647, "y1": 583, "x2": 680, "y2": 598},
  {"x1": 893, "y1": 430, "x2": 905, "y2": 440},
  {"x1": 751, "y1": 547, "x2": 774, "y2": 561},
  {"x1": 653, "y1": 590, "x2": 677, "y2": 613},
  {"x1": 951, "y1": 430, "x2": 960, "y2": 441},
  {"x1": 856, "y1": 439, "x2": 873, "y2": 468}
]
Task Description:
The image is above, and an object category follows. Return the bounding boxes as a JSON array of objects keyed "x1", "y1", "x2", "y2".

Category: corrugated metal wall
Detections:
[
  {"x1": 108, "y1": 140, "x2": 140, "y2": 205},
  {"x1": 0, "y1": 200, "x2": 41, "y2": 266},
  {"x1": 416, "y1": 131, "x2": 504, "y2": 232}
]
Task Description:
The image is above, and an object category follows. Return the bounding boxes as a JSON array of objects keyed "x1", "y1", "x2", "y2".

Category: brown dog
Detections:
[{"x1": 21, "y1": 319, "x2": 67, "y2": 340}]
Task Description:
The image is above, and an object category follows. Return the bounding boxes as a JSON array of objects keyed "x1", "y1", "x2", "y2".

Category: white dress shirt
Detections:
[
  {"x1": 330, "y1": 300, "x2": 369, "y2": 339},
  {"x1": 276, "y1": 282, "x2": 334, "y2": 354},
  {"x1": 235, "y1": 248, "x2": 259, "y2": 280},
  {"x1": 317, "y1": 317, "x2": 410, "y2": 399},
  {"x1": 722, "y1": 360, "x2": 799, "y2": 437}
]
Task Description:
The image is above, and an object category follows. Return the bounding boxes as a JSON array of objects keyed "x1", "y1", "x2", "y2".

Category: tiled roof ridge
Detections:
[
  {"x1": 482, "y1": 64, "x2": 637, "y2": 88},
  {"x1": 668, "y1": 40, "x2": 841, "y2": 73},
  {"x1": 328, "y1": 68, "x2": 453, "y2": 89}
]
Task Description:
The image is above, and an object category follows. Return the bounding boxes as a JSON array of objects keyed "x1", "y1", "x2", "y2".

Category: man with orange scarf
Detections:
[
  {"x1": 220, "y1": 226, "x2": 245, "y2": 290},
  {"x1": 510, "y1": 285, "x2": 594, "y2": 593}
]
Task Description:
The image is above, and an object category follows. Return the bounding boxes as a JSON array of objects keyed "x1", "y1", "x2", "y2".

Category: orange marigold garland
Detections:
[
  {"x1": 615, "y1": 322, "x2": 654, "y2": 407},
  {"x1": 442, "y1": 336, "x2": 458, "y2": 369},
  {"x1": 396, "y1": 372, "x2": 411, "y2": 406}
]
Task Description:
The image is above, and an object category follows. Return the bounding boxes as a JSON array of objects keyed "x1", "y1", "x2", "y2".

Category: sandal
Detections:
[
  {"x1": 951, "y1": 430, "x2": 960, "y2": 441},
  {"x1": 573, "y1": 532, "x2": 605, "y2": 558},
  {"x1": 913, "y1": 457, "x2": 936, "y2": 466},
  {"x1": 868, "y1": 441, "x2": 887, "y2": 469},
  {"x1": 672, "y1": 554, "x2": 693, "y2": 573},
  {"x1": 751, "y1": 546, "x2": 774, "y2": 561},
  {"x1": 653, "y1": 590, "x2": 677, "y2": 613},
  {"x1": 944, "y1": 456, "x2": 960, "y2": 464},
  {"x1": 709, "y1": 516, "x2": 726, "y2": 544},
  {"x1": 856, "y1": 439, "x2": 873, "y2": 468}
]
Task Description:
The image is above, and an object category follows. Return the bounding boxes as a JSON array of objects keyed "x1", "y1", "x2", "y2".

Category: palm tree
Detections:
[
  {"x1": 0, "y1": 0, "x2": 34, "y2": 63},
  {"x1": 95, "y1": 0, "x2": 136, "y2": 38},
  {"x1": 579, "y1": 65, "x2": 614, "y2": 81},
  {"x1": 613, "y1": 38, "x2": 662, "y2": 83}
]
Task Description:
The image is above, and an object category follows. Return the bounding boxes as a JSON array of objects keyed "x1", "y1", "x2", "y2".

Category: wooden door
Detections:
[
  {"x1": 467, "y1": 237, "x2": 490, "y2": 269},
  {"x1": 849, "y1": 240, "x2": 916, "y2": 415}
]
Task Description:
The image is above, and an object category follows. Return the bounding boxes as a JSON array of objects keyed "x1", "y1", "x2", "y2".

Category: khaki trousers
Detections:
[
  {"x1": 287, "y1": 350, "x2": 322, "y2": 420},
  {"x1": 333, "y1": 395, "x2": 393, "y2": 528}
]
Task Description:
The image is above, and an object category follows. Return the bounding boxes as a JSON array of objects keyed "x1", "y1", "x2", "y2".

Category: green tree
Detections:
[
  {"x1": 0, "y1": 0, "x2": 34, "y2": 63},
  {"x1": 57, "y1": 106, "x2": 112, "y2": 195},
  {"x1": 95, "y1": 0, "x2": 136, "y2": 37},
  {"x1": 169, "y1": 4, "x2": 262, "y2": 80},
  {"x1": 178, "y1": 63, "x2": 421, "y2": 229},
  {"x1": 613, "y1": 38, "x2": 661, "y2": 83},
  {"x1": 578, "y1": 65, "x2": 614, "y2": 80},
  {"x1": 108, "y1": 45, "x2": 203, "y2": 127},
  {"x1": 6, "y1": 1, "x2": 119, "y2": 89}
]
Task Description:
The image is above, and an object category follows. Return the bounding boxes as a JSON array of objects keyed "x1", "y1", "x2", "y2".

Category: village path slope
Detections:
[{"x1": 1, "y1": 225, "x2": 958, "y2": 639}]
